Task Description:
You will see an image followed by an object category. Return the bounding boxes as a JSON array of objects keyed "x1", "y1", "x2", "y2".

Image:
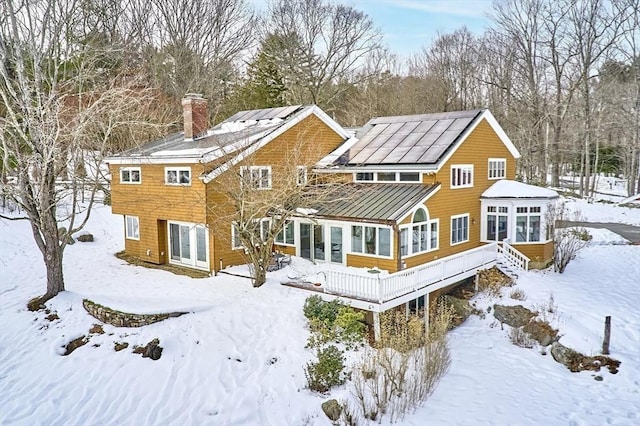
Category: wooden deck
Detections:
[{"x1": 283, "y1": 242, "x2": 522, "y2": 312}]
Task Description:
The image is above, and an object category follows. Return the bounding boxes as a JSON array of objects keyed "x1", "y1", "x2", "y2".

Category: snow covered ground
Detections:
[{"x1": 1, "y1": 198, "x2": 639, "y2": 425}]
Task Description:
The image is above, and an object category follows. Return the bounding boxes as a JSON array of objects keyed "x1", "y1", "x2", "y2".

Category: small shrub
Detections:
[
  {"x1": 303, "y1": 295, "x2": 342, "y2": 325},
  {"x1": 509, "y1": 327, "x2": 535, "y2": 348},
  {"x1": 334, "y1": 307, "x2": 366, "y2": 349},
  {"x1": 305, "y1": 345, "x2": 346, "y2": 393},
  {"x1": 509, "y1": 288, "x2": 527, "y2": 301}
]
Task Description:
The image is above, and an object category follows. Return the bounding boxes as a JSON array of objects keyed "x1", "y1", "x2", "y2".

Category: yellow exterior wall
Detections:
[
  {"x1": 110, "y1": 162, "x2": 208, "y2": 264},
  {"x1": 207, "y1": 114, "x2": 346, "y2": 271},
  {"x1": 516, "y1": 241, "x2": 554, "y2": 268},
  {"x1": 402, "y1": 119, "x2": 517, "y2": 268}
]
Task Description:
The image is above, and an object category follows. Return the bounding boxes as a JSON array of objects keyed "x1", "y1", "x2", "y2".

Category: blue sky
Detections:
[
  {"x1": 251, "y1": 0, "x2": 492, "y2": 57},
  {"x1": 348, "y1": 0, "x2": 492, "y2": 56}
]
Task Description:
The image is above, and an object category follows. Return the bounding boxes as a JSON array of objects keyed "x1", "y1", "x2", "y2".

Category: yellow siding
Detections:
[
  {"x1": 110, "y1": 162, "x2": 208, "y2": 264},
  {"x1": 206, "y1": 114, "x2": 346, "y2": 271},
  {"x1": 516, "y1": 241, "x2": 554, "y2": 268},
  {"x1": 407, "y1": 119, "x2": 516, "y2": 268},
  {"x1": 346, "y1": 254, "x2": 397, "y2": 271}
]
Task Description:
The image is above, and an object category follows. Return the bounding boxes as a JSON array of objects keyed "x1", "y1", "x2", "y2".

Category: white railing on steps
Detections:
[{"x1": 496, "y1": 239, "x2": 530, "y2": 272}]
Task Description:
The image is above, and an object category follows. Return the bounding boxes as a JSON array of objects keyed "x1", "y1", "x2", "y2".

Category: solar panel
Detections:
[{"x1": 346, "y1": 110, "x2": 481, "y2": 165}]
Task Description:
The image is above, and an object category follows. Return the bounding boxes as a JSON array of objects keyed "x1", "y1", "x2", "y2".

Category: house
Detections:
[
  {"x1": 105, "y1": 94, "x2": 350, "y2": 273},
  {"x1": 106, "y1": 98, "x2": 558, "y2": 337}
]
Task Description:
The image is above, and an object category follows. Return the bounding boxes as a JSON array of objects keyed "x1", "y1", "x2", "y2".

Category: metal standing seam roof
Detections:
[
  {"x1": 310, "y1": 183, "x2": 439, "y2": 222},
  {"x1": 346, "y1": 110, "x2": 483, "y2": 166}
]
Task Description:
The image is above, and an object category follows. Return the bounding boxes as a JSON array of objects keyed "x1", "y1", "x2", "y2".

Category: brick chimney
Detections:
[{"x1": 182, "y1": 93, "x2": 208, "y2": 140}]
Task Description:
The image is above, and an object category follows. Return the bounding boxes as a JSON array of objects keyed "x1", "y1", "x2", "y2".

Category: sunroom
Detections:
[{"x1": 480, "y1": 180, "x2": 559, "y2": 268}]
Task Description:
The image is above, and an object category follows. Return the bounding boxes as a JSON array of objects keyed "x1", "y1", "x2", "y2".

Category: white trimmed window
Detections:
[
  {"x1": 165, "y1": 167, "x2": 191, "y2": 185},
  {"x1": 451, "y1": 214, "x2": 469, "y2": 245},
  {"x1": 125, "y1": 215, "x2": 139, "y2": 240},
  {"x1": 451, "y1": 165, "x2": 473, "y2": 188},
  {"x1": 241, "y1": 166, "x2": 272, "y2": 189},
  {"x1": 120, "y1": 167, "x2": 141, "y2": 184},
  {"x1": 275, "y1": 220, "x2": 295, "y2": 245},
  {"x1": 354, "y1": 171, "x2": 421, "y2": 183},
  {"x1": 231, "y1": 223, "x2": 243, "y2": 249},
  {"x1": 400, "y1": 208, "x2": 439, "y2": 257},
  {"x1": 350, "y1": 225, "x2": 391, "y2": 257},
  {"x1": 516, "y1": 206, "x2": 542, "y2": 242},
  {"x1": 297, "y1": 166, "x2": 308, "y2": 186},
  {"x1": 488, "y1": 158, "x2": 506, "y2": 179}
]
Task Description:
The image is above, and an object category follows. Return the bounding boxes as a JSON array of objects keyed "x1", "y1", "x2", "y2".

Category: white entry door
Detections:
[{"x1": 169, "y1": 222, "x2": 209, "y2": 270}]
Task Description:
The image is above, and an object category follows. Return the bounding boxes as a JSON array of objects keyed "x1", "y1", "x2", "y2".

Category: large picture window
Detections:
[
  {"x1": 516, "y1": 206, "x2": 542, "y2": 242},
  {"x1": 351, "y1": 225, "x2": 391, "y2": 257},
  {"x1": 451, "y1": 214, "x2": 469, "y2": 245},
  {"x1": 451, "y1": 165, "x2": 473, "y2": 188}
]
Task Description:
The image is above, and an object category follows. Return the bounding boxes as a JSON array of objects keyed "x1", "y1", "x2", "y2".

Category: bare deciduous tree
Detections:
[{"x1": 0, "y1": 0, "x2": 165, "y2": 306}]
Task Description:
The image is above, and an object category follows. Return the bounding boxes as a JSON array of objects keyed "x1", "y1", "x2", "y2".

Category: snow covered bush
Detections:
[{"x1": 546, "y1": 201, "x2": 589, "y2": 273}]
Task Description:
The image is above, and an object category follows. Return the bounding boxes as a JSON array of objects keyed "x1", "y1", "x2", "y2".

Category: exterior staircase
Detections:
[{"x1": 496, "y1": 239, "x2": 530, "y2": 280}]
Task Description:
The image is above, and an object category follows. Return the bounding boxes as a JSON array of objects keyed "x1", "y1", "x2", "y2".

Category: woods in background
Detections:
[{"x1": 2, "y1": 0, "x2": 639, "y2": 196}]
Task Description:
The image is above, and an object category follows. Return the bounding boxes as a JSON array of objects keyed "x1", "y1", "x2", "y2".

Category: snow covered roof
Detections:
[
  {"x1": 481, "y1": 180, "x2": 559, "y2": 199},
  {"x1": 105, "y1": 105, "x2": 350, "y2": 166}
]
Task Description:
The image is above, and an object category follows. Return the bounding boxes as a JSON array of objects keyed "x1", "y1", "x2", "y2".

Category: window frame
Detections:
[
  {"x1": 353, "y1": 171, "x2": 422, "y2": 183},
  {"x1": 515, "y1": 206, "x2": 542, "y2": 243},
  {"x1": 399, "y1": 208, "x2": 439, "y2": 258},
  {"x1": 450, "y1": 165, "x2": 474, "y2": 189},
  {"x1": 241, "y1": 166, "x2": 272, "y2": 190},
  {"x1": 120, "y1": 167, "x2": 141, "y2": 184},
  {"x1": 450, "y1": 214, "x2": 470, "y2": 245},
  {"x1": 125, "y1": 215, "x2": 140, "y2": 240},
  {"x1": 165, "y1": 167, "x2": 192, "y2": 186},
  {"x1": 296, "y1": 166, "x2": 308, "y2": 186},
  {"x1": 275, "y1": 220, "x2": 295, "y2": 246},
  {"x1": 349, "y1": 224, "x2": 393, "y2": 258},
  {"x1": 488, "y1": 158, "x2": 506, "y2": 180}
]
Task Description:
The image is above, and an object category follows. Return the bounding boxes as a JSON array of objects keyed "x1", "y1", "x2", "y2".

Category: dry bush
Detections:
[
  {"x1": 509, "y1": 326, "x2": 536, "y2": 348},
  {"x1": 509, "y1": 288, "x2": 527, "y2": 301},
  {"x1": 347, "y1": 302, "x2": 453, "y2": 423},
  {"x1": 477, "y1": 267, "x2": 513, "y2": 297}
]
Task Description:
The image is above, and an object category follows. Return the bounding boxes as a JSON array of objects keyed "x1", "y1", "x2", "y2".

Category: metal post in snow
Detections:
[{"x1": 602, "y1": 316, "x2": 611, "y2": 355}]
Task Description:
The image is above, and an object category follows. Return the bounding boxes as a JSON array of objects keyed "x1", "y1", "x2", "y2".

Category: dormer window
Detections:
[
  {"x1": 120, "y1": 167, "x2": 141, "y2": 184},
  {"x1": 165, "y1": 167, "x2": 191, "y2": 185}
]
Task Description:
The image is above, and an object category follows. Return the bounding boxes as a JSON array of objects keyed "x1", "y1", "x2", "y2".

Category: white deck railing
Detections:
[
  {"x1": 323, "y1": 243, "x2": 498, "y2": 304},
  {"x1": 497, "y1": 240, "x2": 530, "y2": 272}
]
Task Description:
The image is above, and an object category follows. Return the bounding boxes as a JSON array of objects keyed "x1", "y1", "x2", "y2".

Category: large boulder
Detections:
[
  {"x1": 523, "y1": 320, "x2": 559, "y2": 346},
  {"x1": 321, "y1": 399, "x2": 342, "y2": 422},
  {"x1": 550, "y1": 341, "x2": 620, "y2": 374},
  {"x1": 58, "y1": 227, "x2": 75, "y2": 245},
  {"x1": 493, "y1": 304, "x2": 535, "y2": 328},
  {"x1": 77, "y1": 233, "x2": 94, "y2": 242}
]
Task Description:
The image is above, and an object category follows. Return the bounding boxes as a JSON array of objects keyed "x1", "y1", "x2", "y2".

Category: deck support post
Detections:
[
  {"x1": 405, "y1": 302, "x2": 409, "y2": 320},
  {"x1": 424, "y1": 293, "x2": 430, "y2": 331},
  {"x1": 373, "y1": 312, "x2": 381, "y2": 342}
]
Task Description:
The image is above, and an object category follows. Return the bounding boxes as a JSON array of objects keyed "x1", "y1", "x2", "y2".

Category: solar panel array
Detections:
[
  {"x1": 347, "y1": 110, "x2": 482, "y2": 165},
  {"x1": 223, "y1": 105, "x2": 303, "y2": 123}
]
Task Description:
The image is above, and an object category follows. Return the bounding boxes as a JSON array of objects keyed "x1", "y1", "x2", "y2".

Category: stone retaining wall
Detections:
[{"x1": 83, "y1": 299, "x2": 186, "y2": 327}]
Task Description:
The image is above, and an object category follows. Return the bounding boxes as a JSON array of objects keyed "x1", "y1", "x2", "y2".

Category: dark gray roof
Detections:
[
  {"x1": 344, "y1": 109, "x2": 483, "y2": 166},
  {"x1": 223, "y1": 105, "x2": 302, "y2": 123},
  {"x1": 112, "y1": 124, "x2": 280, "y2": 158},
  {"x1": 310, "y1": 183, "x2": 439, "y2": 222}
]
